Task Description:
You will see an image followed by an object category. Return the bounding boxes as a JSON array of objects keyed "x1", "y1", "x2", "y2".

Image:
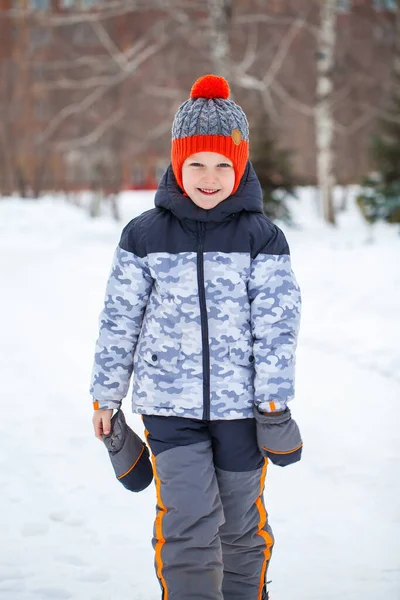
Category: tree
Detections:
[
  {"x1": 315, "y1": 0, "x2": 337, "y2": 225},
  {"x1": 357, "y1": 1, "x2": 400, "y2": 224},
  {"x1": 208, "y1": 0, "x2": 232, "y2": 78},
  {"x1": 0, "y1": 1, "x2": 195, "y2": 200},
  {"x1": 2, "y1": 0, "x2": 398, "y2": 210},
  {"x1": 250, "y1": 118, "x2": 297, "y2": 223}
]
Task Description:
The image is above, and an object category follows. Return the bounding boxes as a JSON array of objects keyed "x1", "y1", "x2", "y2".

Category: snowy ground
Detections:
[{"x1": 0, "y1": 190, "x2": 399, "y2": 600}]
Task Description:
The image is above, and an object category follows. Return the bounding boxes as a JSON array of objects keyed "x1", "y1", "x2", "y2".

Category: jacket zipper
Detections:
[{"x1": 197, "y1": 222, "x2": 211, "y2": 421}]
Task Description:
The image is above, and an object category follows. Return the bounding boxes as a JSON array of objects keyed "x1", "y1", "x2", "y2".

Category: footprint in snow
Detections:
[
  {"x1": 49, "y1": 511, "x2": 85, "y2": 527},
  {"x1": 54, "y1": 553, "x2": 87, "y2": 567}
]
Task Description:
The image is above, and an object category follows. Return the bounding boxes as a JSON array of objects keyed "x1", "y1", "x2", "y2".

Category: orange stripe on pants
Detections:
[
  {"x1": 255, "y1": 458, "x2": 274, "y2": 600},
  {"x1": 144, "y1": 427, "x2": 169, "y2": 600}
]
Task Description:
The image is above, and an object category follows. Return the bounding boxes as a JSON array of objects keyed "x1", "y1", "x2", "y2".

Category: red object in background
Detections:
[{"x1": 126, "y1": 176, "x2": 158, "y2": 191}]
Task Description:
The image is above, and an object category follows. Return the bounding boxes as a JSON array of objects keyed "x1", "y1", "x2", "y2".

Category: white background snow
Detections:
[{"x1": 1, "y1": 190, "x2": 399, "y2": 600}]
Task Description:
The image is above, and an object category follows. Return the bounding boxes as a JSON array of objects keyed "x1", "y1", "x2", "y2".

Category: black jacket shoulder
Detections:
[
  {"x1": 119, "y1": 208, "x2": 165, "y2": 258},
  {"x1": 243, "y1": 212, "x2": 290, "y2": 258}
]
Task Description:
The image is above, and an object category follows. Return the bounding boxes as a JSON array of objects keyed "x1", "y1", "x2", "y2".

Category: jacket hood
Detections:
[{"x1": 154, "y1": 162, "x2": 264, "y2": 222}]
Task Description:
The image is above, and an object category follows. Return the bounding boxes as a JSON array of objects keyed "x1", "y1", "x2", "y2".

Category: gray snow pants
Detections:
[{"x1": 143, "y1": 415, "x2": 274, "y2": 600}]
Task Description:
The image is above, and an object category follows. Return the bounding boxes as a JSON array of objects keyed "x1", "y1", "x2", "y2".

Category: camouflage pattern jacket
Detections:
[{"x1": 90, "y1": 163, "x2": 301, "y2": 420}]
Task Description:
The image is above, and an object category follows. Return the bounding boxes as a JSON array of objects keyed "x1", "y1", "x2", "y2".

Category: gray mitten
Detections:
[
  {"x1": 103, "y1": 410, "x2": 153, "y2": 492},
  {"x1": 254, "y1": 406, "x2": 303, "y2": 467}
]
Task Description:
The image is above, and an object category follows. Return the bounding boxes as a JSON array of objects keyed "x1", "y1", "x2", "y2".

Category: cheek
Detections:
[
  {"x1": 182, "y1": 170, "x2": 196, "y2": 190},
  {"x1": 225, "y1": 170, "x2": 235, "y2": 192}
]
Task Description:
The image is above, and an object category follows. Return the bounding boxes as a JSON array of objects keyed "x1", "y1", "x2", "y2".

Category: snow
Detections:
[{"x1": 0, "y1": 190, "x2": 399, "y2": 600}]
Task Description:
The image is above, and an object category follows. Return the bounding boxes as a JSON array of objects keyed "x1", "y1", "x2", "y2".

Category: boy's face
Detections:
[{"x1": 181, "y1": 152, "x2": 235, "y2": 210}]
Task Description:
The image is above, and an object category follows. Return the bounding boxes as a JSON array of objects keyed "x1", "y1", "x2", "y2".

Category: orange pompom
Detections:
[{"x1": 190, "y1": 74, "x2": 230, "y2": 100}]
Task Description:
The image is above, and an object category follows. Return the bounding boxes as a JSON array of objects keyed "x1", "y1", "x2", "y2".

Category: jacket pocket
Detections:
[
  {"x1": 228, "y1": 340, "x2": 254, "y2": 367},
  {"x1": 141, "y1": 339, "x2": 182, "y2": 370}
]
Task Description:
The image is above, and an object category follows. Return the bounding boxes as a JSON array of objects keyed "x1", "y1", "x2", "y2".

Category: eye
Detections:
[
  {"x1": 218, "y1": 163, "x2": 232, "y2": 168},
  {"x1": 190, "y1": 162, "x2": 203, "y2": 167}
]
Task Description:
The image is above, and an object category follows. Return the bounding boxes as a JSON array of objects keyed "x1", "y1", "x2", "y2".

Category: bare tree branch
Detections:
[
  {"x1": 271, "y1": 80, "x2": 315, "y2": 117},
  {"x1": 2, "y1": 1, "x2": 205, "y2": 26},
  {"x1": 90, "y1": 20, "x2": 130, "y2": 71},
  {"x1": 262, "y1": 17, "x2": 306, "y2": 89},
  {"x1": 331, "y1": 84, "x2": 354, "y2": 108},
  {"x1": 236, "y1": 23, "x2": 259, "y2": 73},
  {"x1": 36, "y1": 23, "x2": 173, "y2": 141},
  {"x1": 235, "y1": 13, "x2": 319, "y2": 39},
  {"x1": 34, "y1": 55, "x2": 113, "y2": 72},
  {"x1": 36, "y1": 86, "x2": 107, "y2": 144},
  {"x1": 359, "y1": 103, "x2": 400, "y2": 126},
  {"x1": 143, "y1": 85, "x2": 185, "y2": 99},
  {"x1": 55, "y1": 107, "x2": 126, "y2": 151},
  {"x1": 334, "y1": 106, "x2": 378, "y2": 136},
  {"x1": 232, "y1": 13, "x2": 314, "y2": 122},
  {"x1": 259, "y1": 88, "x2": 281, "y2": 123}
]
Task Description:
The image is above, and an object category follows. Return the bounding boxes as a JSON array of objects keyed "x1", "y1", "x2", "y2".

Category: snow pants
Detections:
[{"x1": 142, "y1": 415, "x2": 274, "y2": 600}]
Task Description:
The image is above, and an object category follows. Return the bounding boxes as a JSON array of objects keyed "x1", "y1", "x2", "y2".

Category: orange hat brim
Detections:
[{"x1": 171, "y1": 135, "x2": 249, "y2": 196}]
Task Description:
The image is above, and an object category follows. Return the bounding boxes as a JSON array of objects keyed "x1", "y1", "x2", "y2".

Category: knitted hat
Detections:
[{"x1": 171, "y1": 74, "x2": 249, "y2": 195}]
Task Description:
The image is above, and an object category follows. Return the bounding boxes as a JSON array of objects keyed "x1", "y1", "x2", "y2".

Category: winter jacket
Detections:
[{"x1": 90, "y1": 162, "x2": 301, "y2": 421}]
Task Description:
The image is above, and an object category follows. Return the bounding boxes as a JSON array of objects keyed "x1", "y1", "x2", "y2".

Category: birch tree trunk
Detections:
[
  {"x1": 395, "y1": 3, "x2": 400, "y2": 77},
  {"x1": 208, "y1": 0, "x2": 233, "y2": 79},
  {"x1": 315, "y1": 0, "x2": 337, "y2": 225}
]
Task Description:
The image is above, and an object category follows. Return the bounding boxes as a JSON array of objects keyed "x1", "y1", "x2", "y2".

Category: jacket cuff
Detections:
[
  {"x1": 254, "y1": 406, "x2": 292, "y2": 425},
  {"x1": 93, "y1": 399, "x2": 122, "y2": 411},
  {"x1": 258, "y1": 399, "x2": 287, "y2": 413}
]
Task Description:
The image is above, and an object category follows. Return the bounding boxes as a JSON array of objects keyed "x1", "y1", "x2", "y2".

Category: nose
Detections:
[{"x1": 201, "y1": 168, "x2": 217, "y2": 184}]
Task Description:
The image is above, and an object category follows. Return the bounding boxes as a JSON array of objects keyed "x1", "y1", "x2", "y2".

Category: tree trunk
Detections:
[
  {"x1": 32, "y1": 158, "x2": 46, "y2": 199},
  {"x1": 90, "y1": 189, "x2": 103, "y2": 218},
  {"x1": 208, "y1": 0, "x2": 233, "y2": 79},
  {"x1": 315, "y1": 0, "x2": 337, "y2": 225},
  {"x1": 339, "y1": 185, "x2": 349, "y2": 212},
  {"x1": 16, "y1": 167, "x2": 28, "y2": 199},
  {"x1": 395, "y1": 4, "x2": 400, "y2": 77},
  {"x1": 0, "y1": 124, "x2": 15, "y2": 196},
  {"x1": 109, "y1": 194, "x2": 121, "y2": 222}
]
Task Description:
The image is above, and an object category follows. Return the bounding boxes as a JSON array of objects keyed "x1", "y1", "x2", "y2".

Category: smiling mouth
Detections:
[{"x1": 198, "y1": 188, "x2": 220, "y2": 196}]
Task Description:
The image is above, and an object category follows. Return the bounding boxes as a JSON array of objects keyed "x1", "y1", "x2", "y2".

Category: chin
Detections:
[
  {"x1": 191, "y1": 192, "x2": 228, "y2": 209},
  {"x1": 197, "y1": 199, "x2": 220, "y2": 209}
]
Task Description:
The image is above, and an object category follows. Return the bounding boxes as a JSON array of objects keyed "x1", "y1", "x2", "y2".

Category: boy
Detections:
[{"x1": 91, "y1": 74, "x2": 302, "y2": 600}]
